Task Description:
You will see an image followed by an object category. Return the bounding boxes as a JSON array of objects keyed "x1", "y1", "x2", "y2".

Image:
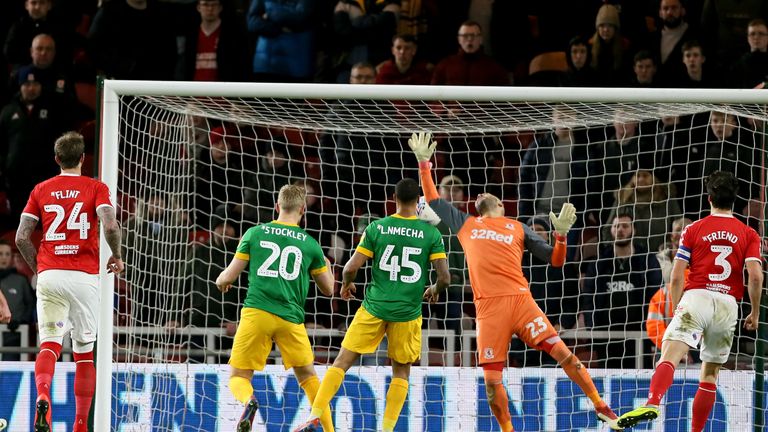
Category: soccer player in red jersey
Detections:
[
  {"x1": 619, "y1": 171, "x2": 763, "y2": 431},
  {"x1": 16, "y1": 132, "x2": 124, "y2": 432},
  {"x1": 408, "y1": 133, "x2": 622, "y2": 431}
]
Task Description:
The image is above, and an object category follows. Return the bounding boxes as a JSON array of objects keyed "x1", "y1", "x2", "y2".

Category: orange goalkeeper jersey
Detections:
[
  {"x1": 456, "y1": 216, "x2": 531, "y2": 298},
  {"x1": 419, "y1": 165, "x2": 566, "y2": 300}
]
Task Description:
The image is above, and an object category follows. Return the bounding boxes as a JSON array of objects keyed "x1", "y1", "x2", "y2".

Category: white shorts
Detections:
[
  {"x1": 37, "y1": 270, "x2": 99, "y2": 347},
  {"x1": 663, "y1": 289, "x2": 738, "y2": 364}
]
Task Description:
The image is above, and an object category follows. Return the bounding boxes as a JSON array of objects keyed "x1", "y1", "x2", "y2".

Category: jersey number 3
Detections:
[
  {"x1": 44, "y1": 203, "x2": 90, "y2": 241},
  {"x1": 709, "y1": 245, "x2": 733, "y2": 281}
]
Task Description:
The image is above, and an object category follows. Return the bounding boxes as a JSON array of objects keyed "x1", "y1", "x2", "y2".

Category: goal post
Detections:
[{"x1": 97, "y1": 80, "x2": 768, "y2": 432}]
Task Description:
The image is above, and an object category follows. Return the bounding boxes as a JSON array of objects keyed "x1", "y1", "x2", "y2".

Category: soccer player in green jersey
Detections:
[
  {"x1": 215, "y1": 184, "x2": 336, "y2": 432},
  {"x1": 294, "y1": 178, "x2": 451, "y2": 432}
]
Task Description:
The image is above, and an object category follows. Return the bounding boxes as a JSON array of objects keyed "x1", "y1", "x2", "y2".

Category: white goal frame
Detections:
[{"x1": 97, "y1": 80, "x2": 768, "y2": 431}]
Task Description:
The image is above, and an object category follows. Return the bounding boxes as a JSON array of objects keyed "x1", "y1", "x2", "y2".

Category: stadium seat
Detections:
[
  {"x1": 528, "y1": 52, "x2": 567, "y2": 86},
  {"x1": 75, "y1": 82, "x2": 97, "y2": 112}
]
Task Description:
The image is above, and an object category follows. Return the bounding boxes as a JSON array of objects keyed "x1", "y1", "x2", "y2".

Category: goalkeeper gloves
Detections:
[
  {"x1": 408, "y1": 132, "x2": 437, "y2": 162},
  {"x1": 417, "y1": 197, "x2": 441, "y2": 225},
  {"x1": 549, "y1": 203, "x2": 577, "y2": 237}
]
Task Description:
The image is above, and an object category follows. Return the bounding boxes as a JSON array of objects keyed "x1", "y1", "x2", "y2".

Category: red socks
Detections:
[
  {"x1": 691, "y1": 382, "x2": 717, "y2": 432},
  {"x1": 647, "y1": 361, "x2": 675, "y2": 406},
  {"x1": 35, "y1": 342, "x2": 62, "y2": 401},
  {"x1": 73, "y1": 351, "x2": 96, "y2": 429}
]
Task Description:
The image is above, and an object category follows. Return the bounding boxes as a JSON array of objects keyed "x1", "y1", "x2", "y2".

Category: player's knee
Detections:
[
  {"x1": 228, "y1": 375, "x2": 254, "y2": 404},
  {"x1": 72, "y1": 340, "x2": 94, "y2": 354}
]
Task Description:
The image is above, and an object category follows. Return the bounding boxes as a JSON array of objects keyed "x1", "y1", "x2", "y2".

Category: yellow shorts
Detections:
[
  {"x1": 341, "y1": 306, "x2": 422, "y2": 364},
  {"x1": 229, "y1": 307, "x2": 313, "y2": 371}
]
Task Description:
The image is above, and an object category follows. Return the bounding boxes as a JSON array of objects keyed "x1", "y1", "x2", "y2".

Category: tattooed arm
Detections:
[
  {"x1": 97, "y1": 206, "x2": 125, "y2": 274},
  {"x1": 15, "y1": 215, "x2": 39, "y2": 274}
]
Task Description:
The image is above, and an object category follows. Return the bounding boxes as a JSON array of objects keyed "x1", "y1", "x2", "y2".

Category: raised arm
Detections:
[
  {"x1": 408, "y1": 132, "x2": 471, "y2": 232},
  {"x1": 97, "y1": 206, "x2": 124, "y2": 274},
  {"x1": 15, "y1": 215, "x2": 39, "y2": 274},
  {"x1": 744, "y1": 260, "x2": 764, "y2": 331},
  {"x1": 523, "y1": 203, "x2": 575, "y2": 267},
  {"x1": 311, "y1": 257, "x2": 335, "y2": 297}
]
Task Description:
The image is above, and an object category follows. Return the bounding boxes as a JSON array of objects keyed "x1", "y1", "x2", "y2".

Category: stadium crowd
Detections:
[{"x1": 0, "y1": 0, "x2": 766, "y2": 368}]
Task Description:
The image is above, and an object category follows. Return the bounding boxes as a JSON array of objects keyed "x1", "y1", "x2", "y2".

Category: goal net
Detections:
[{"x1": 98, "y1": 82, "x2": 767, "y2": 432}]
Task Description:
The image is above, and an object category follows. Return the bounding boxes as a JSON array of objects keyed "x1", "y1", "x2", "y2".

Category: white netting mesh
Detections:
[{"x1": 108, "y1": 88, "x2": 767, "y2": 431}]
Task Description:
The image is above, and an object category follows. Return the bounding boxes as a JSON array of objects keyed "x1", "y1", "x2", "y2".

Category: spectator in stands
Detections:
[
  {"x1": 431, "y1": 21, "x2": 510, "y2": 86},
  {"x1": 188, "y1": 217, "x2": 243, "y2": 331},
  {"x1": 4, "y1": 0, "x2": 73, "y2": 70},
  {"x1": 376, "y1": 34, "x2": 432, "y2": 85},
  {"x1": 243, "y1": 141, "x2": 294, "y2": 223},
  {"x1": 349, "y1": 62, "x2": 376, "y2": 84},
  {"x1": 124, "y1": 194, "x2": 188, "y2": 326},
  {"x1": 731, "y1": 19, "x2": 768, "y2": 88},
  {"x1": 88, "y1": 0, "x2": 177, "y2": 80},
  {"x1": 195, "y1": 126, "x2": 245, "y2": 230},
  {"x1": 563, "y1": 36, "x2": 600, "y2": 87},
  {"x1": 523, "y1": 215, "x2": 578, "y2": 330},
  {"x1": 319, "y1": 62, "x2": 396, "y2": 216},
  {"x1": 332, "y1": 0, "x2": 401, "y2": 83},
  {"x1": 425, "y1": 175, "x2": 467, "y2": 349},
  {"x1": 519, "y1": 106, "x2": 601, "y2": 257},
  {"x1": 655, "y1": 217, "x2": 692, "y2": 284},
  {"x1": 248, "y1": 0, "x2": 317, "y2": 82},
  {"x1": 666, "y1": 40, "x2": 722, "y2": 88},
  {"x1": 702, "y1": 0, "x2": 768, "y2": 70},
  {"x1": 650, "y1": 0, "x2": 696, "y2": 85},
  {"x1": 703, "y1": 111, "x2": 759, "y2": 220},
  {"x1": 9, "y1": 34, "x2": 76, "y2": 104},
  {"x1": 590, "y1": 4, "x2": 630, "y2": 85},
  {"x1": 629, "y1": 50, "x2": 658, "y2": 87},
  {"x1": 0, "y1": 239, "x2": 35, "y2": 361},
  {"x1": 593, "y1": 110, "x2": 656, "y2": 222},
  {"x1": 183, "y1": 0, "x2": 248, "y2": 82},
  {"x1": 603, "y1": 168, "x2": 682, "y2": 253},
  {"x1": 0, "y1": 67, "x2": 71, "y2": 222},
  {"x1": 580, "y1": 209, "x2": 662, "y2": 368}
]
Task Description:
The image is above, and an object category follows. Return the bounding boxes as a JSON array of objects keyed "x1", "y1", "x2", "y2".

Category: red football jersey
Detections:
[
  {"x1": 22, "y1": 174, "x2": 113, "y2": 274},
  {"x1": 676, "y1": 214, "x2": 762, "y2": 300}
]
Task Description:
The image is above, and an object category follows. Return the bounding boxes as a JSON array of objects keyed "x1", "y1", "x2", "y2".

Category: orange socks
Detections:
[
  {"x1": 483, "y1": 369, "x2": 514, "y2": 432},
  {"x1": 549, "y1": 341, "x2": 603, "y2": 406}
]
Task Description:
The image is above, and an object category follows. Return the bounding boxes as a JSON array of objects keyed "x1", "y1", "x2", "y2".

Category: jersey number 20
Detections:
[
  {"x1": 257, "y1": 241, "x2": 302, "y2": 281},
  {"x1": 379, "y1": 245, "x2": 422, "y2": 283}
]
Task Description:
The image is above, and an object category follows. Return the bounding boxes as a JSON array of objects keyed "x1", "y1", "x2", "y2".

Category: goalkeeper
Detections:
[
  {"x1": 408, "y1": 133, "x2": 622, "y2": 431},
  {"x1": 215, "y1": 184, "x2": 336, "y2": 432}
]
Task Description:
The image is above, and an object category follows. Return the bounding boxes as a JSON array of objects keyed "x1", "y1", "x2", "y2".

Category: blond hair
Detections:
[
  {"x1": 278, "y1": 184, "x2": 306, "y2": 213},
  {"x1": 54, "y1": 131, "x2": 85, "y2": 169},
  {"x1": 476, "y1": 194, "x2": 501, "y2": 216}
]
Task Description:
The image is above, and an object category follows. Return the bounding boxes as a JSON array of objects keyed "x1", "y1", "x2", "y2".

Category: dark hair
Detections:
[
  {"x1": 351, "y1": 61, "x2": 375, "y2": 72},
  {"x1": 706, "y1": 171, "x2": 739, "y2": 209},
  {"x1": 614, "y1": 206, "x2": 634, "y2": 221},
  {"x1": 633, "y1": 50, "x2": 655, "y2": 65},
  {"x1": 54, "y1": 131, "x2": 85, "y2": 169},
  {"x1": 682, "y1": 40, "x2": 703, "y2": 54},
  {"x1": 0, "y1": 239, "x2": 10, "y2": 248},
  {"x1": 394, "y1": 178, "x2": 420, "y2": 204},
  {"x1": 459, "y1": 20, "x2": 482, "y2": 32},
  {"x1": 392, "y1": 34, "x2": 417, "y2": 45},
  {"x1": 566, "y1": 35, "x2": 592, "y2": 69}
]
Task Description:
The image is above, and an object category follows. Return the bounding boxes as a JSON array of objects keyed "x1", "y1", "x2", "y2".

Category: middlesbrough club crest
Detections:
[{"x1": 483, "y1": 347, "x2": 494, "y2": 359}]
